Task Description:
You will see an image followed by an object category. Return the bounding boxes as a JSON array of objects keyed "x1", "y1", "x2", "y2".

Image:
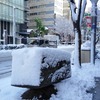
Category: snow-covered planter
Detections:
[{"x1": 11, "y1": 47, "x2": 71, "y2": 88}]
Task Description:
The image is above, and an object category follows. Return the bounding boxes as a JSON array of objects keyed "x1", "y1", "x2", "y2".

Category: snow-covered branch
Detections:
[
  {"x1": 69, "y1": 1, "x2": 77, "y2": 22},
  {"x1": 69, "y1": 0, "x2": 86, "y2": 26},
  {"x1": 54, "y1": 15, "x2": 74, "y2": 41}
]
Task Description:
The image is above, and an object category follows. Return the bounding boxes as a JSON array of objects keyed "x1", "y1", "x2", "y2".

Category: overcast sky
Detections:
[{"x1": 86, "y1": 0, "x2": 100, "y2": 10}]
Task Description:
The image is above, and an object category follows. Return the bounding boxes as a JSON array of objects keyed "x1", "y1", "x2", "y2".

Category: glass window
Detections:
[
  {"x1": 0, "y1": 0, "x2": 24, "y2": 23},
  {"x1": 44, "y1": 18, "x2": 54, "y2": 21}
]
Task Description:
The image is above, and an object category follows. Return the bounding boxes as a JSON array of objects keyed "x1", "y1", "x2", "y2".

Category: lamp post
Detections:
[
  {"x1": 90, "y1": 0, "x2": 98, "y2": 65},
  {"x1": 13, "y1": 6, "x2": 15, "y2": 44}
]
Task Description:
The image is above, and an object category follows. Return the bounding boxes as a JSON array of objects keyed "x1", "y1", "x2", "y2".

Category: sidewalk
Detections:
[{"x1": 92, "y1": 77, "x2": 100, "y2": 100}]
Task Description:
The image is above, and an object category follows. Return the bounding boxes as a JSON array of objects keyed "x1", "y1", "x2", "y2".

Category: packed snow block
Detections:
[{"x1": 11, "y1": 47, "x2": 71, "y2": 89}]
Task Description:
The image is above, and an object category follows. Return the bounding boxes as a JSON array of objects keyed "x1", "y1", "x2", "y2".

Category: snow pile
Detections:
[
  {"x1": 11, "y1": 47, "x2": 70, "y2": 86},
  {"x1": 42, "y1": 48, "x2": 70, "y2": 68},
  {"x1": 0, "y1": 77, "x2": 27, "y2": 100},
  {"x1": 81, "y1": 41, "x2": 91, "y2": 50},
  {"x1": 12, "y1": 48, "x2": 42, "y2": 86},
  {"x1": 50, "y1": 60, "x2": 100, "y2": 100},
  {"x1": 51, "y1": 67, "x2": 68, "y2": 82},
  {"x1": 57, "y1": 45, "x2": 74, "y2": 53}
]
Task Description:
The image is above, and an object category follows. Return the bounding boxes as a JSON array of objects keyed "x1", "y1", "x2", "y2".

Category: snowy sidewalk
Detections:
[{"x1": 92, "y1": 77, "x2": 100, "y2": 100}]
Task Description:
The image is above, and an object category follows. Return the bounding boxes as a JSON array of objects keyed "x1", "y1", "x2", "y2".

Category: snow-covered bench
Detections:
[{"x1": 11, "y1": 47, "x2": 71, "y2": 88}]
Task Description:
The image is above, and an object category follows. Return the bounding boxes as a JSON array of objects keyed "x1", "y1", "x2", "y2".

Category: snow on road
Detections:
[
  {"x1": 0, "y1": 50, "x2": 12, "y2": 62},
  {"x1": 0, "y1": 49, "x2": 12, "y2": 78},
  {"x1": 0, "y1": 61, "x2": 12, "y2": 78}
]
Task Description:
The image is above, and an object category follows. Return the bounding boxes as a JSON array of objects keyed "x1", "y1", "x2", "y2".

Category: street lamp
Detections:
[
  {"x1": 13, "y1": 6, "x2": 15, "y2": 44},
  {"x1": 90, "y1": 0, "x2": 98, "y2": 64}
]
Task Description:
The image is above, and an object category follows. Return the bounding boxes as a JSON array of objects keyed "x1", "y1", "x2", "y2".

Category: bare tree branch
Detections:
[
  {"x1": 80, "y1": 0, "x2": 87, "y2": 26},
  {"x1": 69, "y1": 0, "x2": 77, "y2": 22}
]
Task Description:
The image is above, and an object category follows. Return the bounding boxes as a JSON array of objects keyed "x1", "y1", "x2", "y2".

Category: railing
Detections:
[
  {"x1": 27, "y1": 38, "x2": 57, "y2": 48},
  {"x1": 0, "y1": 36, "x2": 58, "y2": 48},
  {"x1": 49, "y1": 40, "x2": 57, "y2": 48},
  {"x1": 61, "y1": 41, "x2": 75, "y2": 45}
]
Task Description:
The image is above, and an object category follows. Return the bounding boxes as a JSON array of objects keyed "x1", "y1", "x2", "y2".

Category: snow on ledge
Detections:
[
  {"x1": 81, "y1": 41, "x2": 91, "y2": 50},
  {"x1": 11, "y1": 47, "x2": 71, "y2": 86}
]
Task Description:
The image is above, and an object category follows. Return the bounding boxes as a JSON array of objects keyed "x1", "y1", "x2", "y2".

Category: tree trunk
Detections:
[{"x1": 74, "y1": 21, "x2": 81, "y2": 67}]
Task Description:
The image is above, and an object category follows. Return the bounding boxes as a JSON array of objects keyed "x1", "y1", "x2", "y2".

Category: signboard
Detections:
[{"x1": 85, "y1": 16, "x2": 92, "y2": 27}]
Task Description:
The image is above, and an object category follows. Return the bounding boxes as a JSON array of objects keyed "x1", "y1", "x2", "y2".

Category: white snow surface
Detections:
[
  {"x1": 0, "y1": 77, "x2": 27, "y2": 100},
  {"x1": 81, "y1": 41, "x2": 100, "y2": 50},
  {"x1": 81, "y1": 40, "x2": 91, "y2": 50},
  {"x1": 57, "y1": 44, "x2": 74, "y2": 53},
  {"x1": 0, "y1": 45, "x2": 100, "y2": 100},
  {"x1": 11, "y1": 47, "x2": 70, "y2": 86},
  {"x1": 0, "y1": 50, "x2": 12, "y2": 57},
  {"x1": 70, "y1": 2, "x2": 77, "y2": 22},
  {"x1": 11, "y1": 47, "x2": 42, "y2": 86}
]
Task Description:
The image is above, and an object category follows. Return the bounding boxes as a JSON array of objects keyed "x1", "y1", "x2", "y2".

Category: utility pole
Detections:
[{"x1": 90, "y1": 0, "x2": 98, "y2": 65}]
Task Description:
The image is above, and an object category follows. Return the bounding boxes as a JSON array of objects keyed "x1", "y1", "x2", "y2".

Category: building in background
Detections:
[
  {"x1": 0, "y1": 0, "x2": 25, "y2": 44},
  {"x1": 27, "y1": 0, "x2": 70, "y2": 30},
  {"x1": 55, "y1": 0, "x2": 70, "y2": 19},
  {"x1": 19, "y1": 0, "x2": 29, "y2": 37}
]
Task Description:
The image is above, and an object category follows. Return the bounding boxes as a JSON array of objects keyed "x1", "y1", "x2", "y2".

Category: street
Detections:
[{"x1": 0, "y1": 55, "x2": 12, "y2": 79}]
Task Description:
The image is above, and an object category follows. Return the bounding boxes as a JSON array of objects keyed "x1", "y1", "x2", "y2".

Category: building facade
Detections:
[
  {"x1": 19, "y1": 0, "x2": 28, "y2": 34},
  {"x1": 54, "y1": 0, "x2": 70, "y2": 18},
  {"x1": 27, "y1": 0, "x2": 70, "y2": 29},
  {"x1": 0, "y1": 0, "x2": 24, "y2": 43}
]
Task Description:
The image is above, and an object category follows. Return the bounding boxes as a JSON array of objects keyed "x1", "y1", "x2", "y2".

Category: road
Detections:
[
  {"x1": 0, "y1": 60, "x2": 12, "y2": 78},
  {"x1": 0, "y1": 52, "x2": 12, "y2": 79}
]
